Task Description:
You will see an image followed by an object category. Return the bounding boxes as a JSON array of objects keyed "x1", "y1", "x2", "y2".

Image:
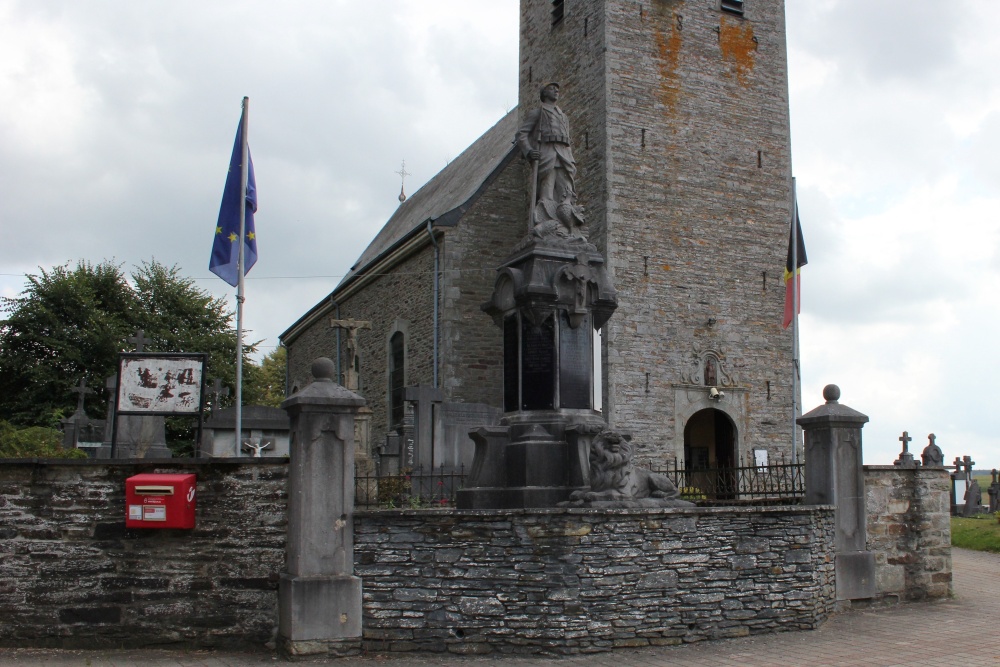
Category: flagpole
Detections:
[
  {"x1": 235, "y1": 96, "x2": 249, "y2": 457},
  {"x1": 791, "y1": 177, "x2": 800, "y2": 465}
]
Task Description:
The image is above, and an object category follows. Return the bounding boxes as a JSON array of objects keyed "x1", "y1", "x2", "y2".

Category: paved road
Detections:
[{"x1": 2, "y1": 548, "x2": 997, "y2": 667}]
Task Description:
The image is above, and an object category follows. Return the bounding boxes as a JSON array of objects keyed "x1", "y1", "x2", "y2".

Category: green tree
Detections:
[
  {"x1": 244, "y1": 346, "x2": 287, "y2": 408},
  {"x1": 0, "y1": 260, "x2": 257, "y2": 454}
]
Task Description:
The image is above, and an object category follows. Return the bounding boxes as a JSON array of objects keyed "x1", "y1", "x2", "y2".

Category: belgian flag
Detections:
[{"x1": 783, "y1": 204, "x2": 807, "y2": 329}]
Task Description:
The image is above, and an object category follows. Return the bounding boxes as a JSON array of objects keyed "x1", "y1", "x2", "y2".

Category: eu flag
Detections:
[{"x1": 210, "y1": 110, "x2": 257, "y2": 287}]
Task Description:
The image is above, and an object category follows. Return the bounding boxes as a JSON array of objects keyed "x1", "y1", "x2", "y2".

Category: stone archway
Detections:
[{"x1": 683, "y1": 408, "x2": 737, "y2": 499}]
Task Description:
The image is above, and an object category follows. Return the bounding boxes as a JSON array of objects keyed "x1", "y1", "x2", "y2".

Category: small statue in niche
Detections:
[
  {"x1": 704, "y1": 357, "x2": 718, "y2": 387},
  {"x1": 562, "y1": 429, "x2": 694, "y2": 508}
]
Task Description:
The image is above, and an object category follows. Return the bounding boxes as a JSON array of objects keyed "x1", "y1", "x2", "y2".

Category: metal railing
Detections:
[
  {"x1": 355, "y1": 465, "x2": 466, "y2": 509},
  {"x1": 353, "y1": 456, "x2": 805, "y2": 509},
  {"x1": 646, "y1": 455, "x2": 805, "y2": 504}
]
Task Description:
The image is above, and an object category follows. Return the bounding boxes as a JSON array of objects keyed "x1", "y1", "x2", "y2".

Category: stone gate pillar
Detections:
[
  {"x1": 278, "y1": 358, "x2": 366, "y2": 657},
  {"x1": 798, "y1": 384, "x2": 876, "y2": 601}
]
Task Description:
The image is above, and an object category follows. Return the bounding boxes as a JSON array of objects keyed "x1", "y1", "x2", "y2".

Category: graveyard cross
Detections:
[
  {"x1": 128, "y1": 329, "x2": 152, "y2": 352},
  {"x1": 898, "y1": 431, "x2": 912, "y2": 453},
  {"x1": 210, "y1": 378, "x2": 230, "y2": 411},
  {"x1": 953, "y1": 456, "x2": 964, "y2": 471},
  {"x1": 993, "y1": 469, "x2": 999, "y2": 485},
  {"x1": 70, "y1": 378, "x2": 96, "y2": 414},
  {"x1": 329, "y1": 319, "x2": 372, "y2": 391},
  {"x1": 963, "y1": 455, "x2": 975, "y2": 474}
]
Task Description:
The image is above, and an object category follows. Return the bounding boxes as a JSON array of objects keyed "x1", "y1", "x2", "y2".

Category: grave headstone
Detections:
[
  {"x1": 59, "y1": 378, "x2": 105, "y2": 456},
  {"x1": 921, "y1": 433, "x2": 944, "y2": 467}
]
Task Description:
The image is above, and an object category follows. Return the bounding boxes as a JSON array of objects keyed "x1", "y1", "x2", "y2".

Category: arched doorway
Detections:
[{"x1": 683, "y1": 408, "x2": 737, "y2": 499}]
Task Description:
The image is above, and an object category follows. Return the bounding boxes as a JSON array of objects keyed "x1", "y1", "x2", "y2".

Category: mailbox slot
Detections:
[{"x1": 134, "y1": 485, "x2": 174, "y2": 495}]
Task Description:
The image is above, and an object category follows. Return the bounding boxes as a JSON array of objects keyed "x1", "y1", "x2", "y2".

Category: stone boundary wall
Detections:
[
  {"x1": 354, "y1": 506, "x2": 836, "y2": 655},
  {"x1": 0, "y1": 459, "x2": 288, "y2": 649},
  {"x1": 864, "y1": 466, "x2": 952, "y2": 601}
]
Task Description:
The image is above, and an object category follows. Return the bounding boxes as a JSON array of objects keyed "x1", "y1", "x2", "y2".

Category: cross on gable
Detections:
[
  {"x1": 128, "y1": 329, "x2": 152, "y2": 352},
  {"x1": 898, "y1": 431, "x2": 912, "y2": 453},
  {"x1": 70, "y1": 378, "x2": 96, "y2": 414}
]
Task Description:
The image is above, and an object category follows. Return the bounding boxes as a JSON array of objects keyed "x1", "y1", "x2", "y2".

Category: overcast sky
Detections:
[{"x1": 1, "y1": 1, "x2": 997, "y2": 469}]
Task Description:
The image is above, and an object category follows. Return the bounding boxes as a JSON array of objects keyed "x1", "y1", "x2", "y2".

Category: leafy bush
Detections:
[{"x1": 0, "y1": 420, "x2": 87, "y2": 459}]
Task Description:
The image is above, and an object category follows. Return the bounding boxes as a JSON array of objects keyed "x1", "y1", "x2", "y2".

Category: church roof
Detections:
[
  {"x1": 340, "y1": 108, "x2": 519, "y2": 285},
  {"x1": 280, "y1": 108, "x2": 519, "y2": 344}
]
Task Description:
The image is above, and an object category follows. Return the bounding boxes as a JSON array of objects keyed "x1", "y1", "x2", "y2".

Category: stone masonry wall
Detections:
[
  {"x1": 864, "y1": 466, "x2": 953, "y2": 601},
  {"x1": 0, "y1": 459, "x2": 287, "y2": 649},
  {"x1": 439, "y1": 157, "x2": 527, "y2": 408},
  {"x1": 519, "y1": 0, "x2": 797, "y2": 463},
  {"x1": 287, "y1": 248, "x2": 436, "y2": 453},
  {"x1": 355, "y1": 506, "x2": 836, "y2": 655}
]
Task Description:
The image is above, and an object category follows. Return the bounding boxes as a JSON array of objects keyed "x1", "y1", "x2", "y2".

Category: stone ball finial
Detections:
[
  {"x1": 311, "y1": 357, "x2": 337, "y2": 383},
  {"x1": 823, "y1": 384, "x2": 841, "y2": 403}
]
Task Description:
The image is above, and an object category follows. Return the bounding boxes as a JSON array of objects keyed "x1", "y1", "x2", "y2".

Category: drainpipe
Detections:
[{"x1": 426, "y1": 220, "x2": 439, "y2": 389}]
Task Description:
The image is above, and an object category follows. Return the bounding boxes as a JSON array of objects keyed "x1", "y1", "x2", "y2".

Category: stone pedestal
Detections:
[
  {"x1": 278, "y1": 358, "x2": 366, "y2": 657},
  {"x1": 457, "y1": 237, "x2": 617, "y2": 509},
  {"x1": 799, "y1": 384, "x2": 876, "y2": 601}
]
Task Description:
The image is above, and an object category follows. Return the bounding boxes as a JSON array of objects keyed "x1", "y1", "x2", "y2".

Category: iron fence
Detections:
[
  {"x1": 353, "y1": 457, "x2": 804, "y2": 508},
  {"x1": 647, "y1": 455, "x2": 805, "y2": 504},
  {"x1": 355, "y1": 465, "x2": 466, "y2": 509}
]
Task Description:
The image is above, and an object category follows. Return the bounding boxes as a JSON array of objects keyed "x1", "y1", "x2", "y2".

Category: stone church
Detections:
[{"x1": 281, "y1": 0, "x2": 797, "y2": 473}]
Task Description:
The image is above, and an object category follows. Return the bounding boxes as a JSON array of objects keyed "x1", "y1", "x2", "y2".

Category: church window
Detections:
[
  {"x1": 552, "y1": 0, "x2": 565, "y2": 26},
  {"x1": 721, "y1": 0, "x2": 744, "y2": 16},
  {"x1": 389, "y1": 332, "x2": 405, "y2": 428}
]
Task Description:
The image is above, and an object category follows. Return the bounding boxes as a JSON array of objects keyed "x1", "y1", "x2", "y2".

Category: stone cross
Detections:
[
  {"x1": 128, "y1": 329, "x2": 152, "y2": 352},
  {"x1": 963, "y1": 455, "x2": 975, "y2": 474},
  {"x1": 70, "y1": 378, "x2": 96, "y2": 415},
  {"x1": 893, "y1": 430, "x2": 916, "y2": 468},
  {"x1": 210, "y1": 378, "x2": 230, "y2": 411},
  {"x1": 329, "y1": 319, "x2": 371, "y2": 391},
  {"x1": 403, "y1": 384, "x2": 444, "y2": 470}
]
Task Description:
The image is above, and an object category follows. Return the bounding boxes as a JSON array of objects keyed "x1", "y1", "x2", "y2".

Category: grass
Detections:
[{"x1": 951, "y1": 515, "x2": 1000, "y2": 553}]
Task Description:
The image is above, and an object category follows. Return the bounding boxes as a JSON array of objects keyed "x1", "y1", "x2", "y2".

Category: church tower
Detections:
[{"x1": 519, "y1": 0, "x2": 796, "y2": 464}]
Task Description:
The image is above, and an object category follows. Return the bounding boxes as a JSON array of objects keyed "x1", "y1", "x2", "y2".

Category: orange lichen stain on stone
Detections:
[
  {"x1": 653, "y1": 3, "x2": 684, "y2": 114},
  {"x1": 718, "y1": 16, "x2": 756, "y2": 86}
]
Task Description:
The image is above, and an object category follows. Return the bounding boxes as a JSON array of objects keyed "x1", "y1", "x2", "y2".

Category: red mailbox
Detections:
[{"x1": 125, "y1": 473, "x2": 197, "y2": 529}]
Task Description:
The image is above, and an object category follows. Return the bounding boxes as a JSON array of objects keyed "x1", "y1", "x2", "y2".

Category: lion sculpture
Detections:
[{"x1": 563, "y1": 429, "x2": 694, "y2": 508}]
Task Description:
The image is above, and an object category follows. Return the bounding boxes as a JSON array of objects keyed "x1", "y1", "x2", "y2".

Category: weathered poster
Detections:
[{"x1": 117, "y1": 355, "x2": 205, "y2": 415}]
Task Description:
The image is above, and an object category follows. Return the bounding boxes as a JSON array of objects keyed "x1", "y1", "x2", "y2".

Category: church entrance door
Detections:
[{"x1": 683, "y1": 408, "x2": 737, "y2": 499}]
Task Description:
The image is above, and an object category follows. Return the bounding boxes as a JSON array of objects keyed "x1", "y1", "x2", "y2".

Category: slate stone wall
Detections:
[
  {"x1": 438, "y1": 158, "x2": 527, "y2": 408},
  {"x1": 864, "y1": 466, "x2": 953, "y2": 601},
  {"x1": 0, "y1": 459, "x2": 287, "y2": 649},
  {"x1": 355, "y1": 506, "x2": 836, "y2": 655},
  {"x1": 519, "y1": 0, "x2": 797, "y2": 462}
]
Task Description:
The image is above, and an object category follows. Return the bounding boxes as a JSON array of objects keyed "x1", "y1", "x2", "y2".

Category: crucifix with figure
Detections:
[{"x1": 329, "y1": 319, "x2": 371, "y2": 391}]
